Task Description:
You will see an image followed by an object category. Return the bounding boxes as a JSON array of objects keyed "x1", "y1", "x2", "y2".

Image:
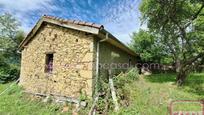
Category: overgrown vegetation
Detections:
[
  {"x1": 111, "y1": 73, "x2": 204, "y2": 115},
  {"x1": 0, "y1": 71, "x2": 203, "y2": 114},
  {"x1": 93, "y1": 68, "x2": 140, "y2": 114}
]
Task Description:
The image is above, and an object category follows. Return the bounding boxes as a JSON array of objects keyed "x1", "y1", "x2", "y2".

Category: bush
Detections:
[
  {"x1": 114, "y1": 68, "x2": 139, "y2": 88},
  {"x1": 113, "y1": 68, "x2": 139, "y2": 109},
  {"x1": 94, "y1": 68, "x2": 140, "y2": 114},
  {"x1": 0, "y1": 64, "x2": 20, "y2": 83},
  {"x1": 126, "y1": 68, "x2": 139, "y2": 80}
]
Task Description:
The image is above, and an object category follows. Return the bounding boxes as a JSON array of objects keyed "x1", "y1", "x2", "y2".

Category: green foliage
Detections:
[
  {"x1": 129, "y1": 29, "x2": 165, "y2": 63},
  {"x1": 0, "y1": 13, "x2": 19, "y2": 38},
  {"x1": 0, "y1": 64, "x2": 20, "y2": 83},
  {"x1": 96, "y1": 97, "x2": 106, "y2": 112},
  {"x1": 79, "y1": 89, "x2": 88, "y2": 101},
  {"x1": 139, "y1": 0, "x2": 204, "y2": 84},
  {"x1": 0, "y1": 56, "x2": 19, "y2": 83},
  {"x1": 97, "y1": 75, "x2": 109, "y2": 93},
  {"x1": 94, "y1": 68, "x2": 140, "y2": 114},
  {"x1": 113, "y1": 68, "x2": 140, "y2": 108},
  {"x1": 0, "y1": 13, "x2": 24, "y2": 83},
  {"x1": 139, "y1": 0, "x2": 204, "y2": 60},
  {"x1": 114, "y1": 68, "x2": 139, "y2": 88},
  {"x1": 126, "y1": 68, "x2": 140, "y2": 80}
]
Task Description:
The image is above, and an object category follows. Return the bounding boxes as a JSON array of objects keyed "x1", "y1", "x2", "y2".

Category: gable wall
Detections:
[{"x1": 20, "y1": 23, "x2": 96, "y2": 98}]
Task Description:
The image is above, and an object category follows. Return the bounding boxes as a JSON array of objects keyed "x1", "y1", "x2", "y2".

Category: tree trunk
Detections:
[
  {"x1": 176, "y1": 67, "x2": 187, "y2": 86},
  {"x1": 175, "y1": 59, "x2": 181, "y2": 73}
]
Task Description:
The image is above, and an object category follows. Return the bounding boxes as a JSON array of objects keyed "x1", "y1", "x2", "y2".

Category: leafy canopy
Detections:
[{"x1": 138, "y1": 0, "x2": 204, "y2": 84}]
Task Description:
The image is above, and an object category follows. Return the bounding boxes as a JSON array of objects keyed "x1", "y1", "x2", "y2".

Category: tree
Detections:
[
  {"x1": 140, "y1": 0, "x2": 204, "y2": 85},
  {"x1": 0, "y1": 13, "x2": 24, "y2": 83},
  {"x1": 129, "y1": 29, "x2": 172, "y2": 64}
]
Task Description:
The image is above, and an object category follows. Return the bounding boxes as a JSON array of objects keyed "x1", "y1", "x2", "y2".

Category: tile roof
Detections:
[{"x1": 43, "y1": 15, "x2": 104, "y2": 29}]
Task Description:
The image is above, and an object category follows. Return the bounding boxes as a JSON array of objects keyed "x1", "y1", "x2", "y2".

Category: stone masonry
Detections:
[{"x1": 20, "y1": 23, "x2": 95, "y2": 98}]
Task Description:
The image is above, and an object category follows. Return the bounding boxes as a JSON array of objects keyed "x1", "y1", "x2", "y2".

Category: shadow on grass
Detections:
[
  {"x1": 184, "y1": 73, "x2": 204, "y2": 96},
  {"x1": 144, "y1": 73, "x2": 176, "y2": 83},
  {"x1": 145, "y1": 72, "x2": 204, "y2": 96}
]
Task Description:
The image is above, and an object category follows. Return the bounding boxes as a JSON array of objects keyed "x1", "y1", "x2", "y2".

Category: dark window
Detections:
[{"x1": 45, "y1": 54, "x2": 53, "y2": 73}]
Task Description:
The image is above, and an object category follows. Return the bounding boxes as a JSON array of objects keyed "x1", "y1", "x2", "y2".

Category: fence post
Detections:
[{"x1": 108, "y1": 69, "x2": 119, "y2": 111}]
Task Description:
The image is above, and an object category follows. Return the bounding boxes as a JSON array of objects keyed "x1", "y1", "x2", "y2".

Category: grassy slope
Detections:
[
  {"x1": 0, "y1": 84, "x2": 71, "y2": 115},
  {"x1": 0, "y1": 73, "x2": 203, "y2": 115},
  {"x1": 113, "y1": 73, "x2": 204, "y2": 115}
]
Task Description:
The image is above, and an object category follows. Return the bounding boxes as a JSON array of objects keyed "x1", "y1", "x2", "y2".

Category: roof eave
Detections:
[{"x1": 98, "y1": 29, "x2": 138, "y2": 57}]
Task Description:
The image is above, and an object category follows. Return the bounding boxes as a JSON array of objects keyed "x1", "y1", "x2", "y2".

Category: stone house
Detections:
[{"x1": 18, "y1": 15, "x2": 138, "y2": 99}]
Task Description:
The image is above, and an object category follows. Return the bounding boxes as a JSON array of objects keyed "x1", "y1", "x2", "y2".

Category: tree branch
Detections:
[
  {"x1": 184, "y1": 3, "x2": 204, "y2": 29},
  {"x1": 183, "y1": 52, "x2": 204, "y2": 67}
]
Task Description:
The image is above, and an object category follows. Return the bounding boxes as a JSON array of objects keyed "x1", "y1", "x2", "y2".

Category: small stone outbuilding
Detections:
[{"x1": 18, "y1": 15, "x2": 138, "y2": 99}]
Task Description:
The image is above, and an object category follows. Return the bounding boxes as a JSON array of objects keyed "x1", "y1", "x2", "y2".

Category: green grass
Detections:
[
  {"x1": 0, "y1": 73, "x2": 203, "y2": 115},
  {"x1": 111, "y1": 73, "x2": 204, "y2": 115},
  {"x1": 0, "y1": 84, "x2": 72, "y2": 115}
]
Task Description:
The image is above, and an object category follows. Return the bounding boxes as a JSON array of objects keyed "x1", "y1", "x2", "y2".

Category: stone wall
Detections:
[{"x1": 19, "y1": 23, "x2": 95, "y2": 98}]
